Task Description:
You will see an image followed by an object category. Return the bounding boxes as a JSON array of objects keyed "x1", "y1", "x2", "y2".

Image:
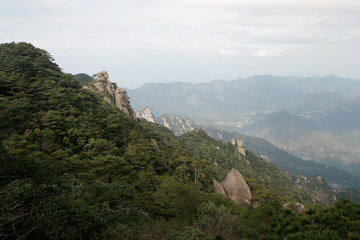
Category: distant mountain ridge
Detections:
[
  {"x1": 128, "y1": 75, "x2": 360, "y2": 127},
  {"x1": 241, "y1": 96, "x2": 360, "y2": 177},
  {"x1": 136, "y1": 107, "x2": 360, "y2": 191},
  {"x1": 283, "y1": 92, "x2": 345, "y2": 115}
]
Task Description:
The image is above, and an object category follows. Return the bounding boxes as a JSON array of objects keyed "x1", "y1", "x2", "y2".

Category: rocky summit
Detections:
[
  {"x1": 136, "y1": 106, "x2": 158, "y2": 123},
  {"x1": 82, "y1": 71, "x2": 136, "y2": 118},
  {"x1": 136, "y1": 106, "x2": 197, "y2": 136}
]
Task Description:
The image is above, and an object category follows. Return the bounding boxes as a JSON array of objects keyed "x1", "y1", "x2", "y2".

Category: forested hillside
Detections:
[
  {"x1": 136, "y1": 107, "x2": 360, "y2": 191},
  {"x1": 1, "y1": 42, "x2": 360, "y2": 240}
]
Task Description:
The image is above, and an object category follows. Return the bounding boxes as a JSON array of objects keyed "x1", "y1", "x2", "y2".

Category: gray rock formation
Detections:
[
  {"x1": 156, "y1": 114, "x2": 197, "y2": 136},
  {"x1": 222, "y1": 168, "x2": 252, "y2": 204},
  {"x1": 237, "y1": 138, "x2": 246, "y2": 156},
  {"x1": 293, "y1": 202, "x2": 305, "y2": 214},
  {"x1": 210, "y1": 177, "x2": 227, "y2": 197},
  {"x1": 150, "y1": 139, "x2": 158, "y2": 147},
  {"x1": 284, "y1": 170, "x2": 337, "y2": 206},
  {"x1": 237, "y1": 138, "x2": 244, "y2": 147},
  {"x1": 96, "y1": 70, "x2": 109, "y2": 80},
  {"x1": 115, "y1": 88, "x2": 136, "y2": 118},
  {"x1": 211, "y1": 168, "x2": 252, "y2": 204},
  {"x1": 136, "y1": 106, "x2": 158, "y2": 123},
  {"x1": 82, "y1": 71, "x2": 136, "y2": 118},
  {"x1": 232, "y1": 138, "x2": 247, "y2": 157},
  {"x1": 282, "y1": 202, "x2": 305, "y2": 214},
  {"x1": 283, "y1": 170, "x2": 295, "y2": 182}
]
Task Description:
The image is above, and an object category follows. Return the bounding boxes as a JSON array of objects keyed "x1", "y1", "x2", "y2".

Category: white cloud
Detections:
[
  {"x1": 217, "y1": 49, "x2": 236, "y2": 55},
  {"x1": 1, "y1": 0, "x2": 360, "y2": 88},
  {"x1": 253, "y1": 49, "x2": 285, "y2": 57}
]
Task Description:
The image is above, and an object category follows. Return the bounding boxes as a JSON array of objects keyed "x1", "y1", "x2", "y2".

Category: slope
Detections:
[
  {"x1": 135, "y1": 107, "x2": 360, "y2": 191},
  {"x1": 1, "y1": 42, "x2": 322, "y2": 240},
  {"x1": 241, "y1": 109, "x2": 360, "y2": 176}
]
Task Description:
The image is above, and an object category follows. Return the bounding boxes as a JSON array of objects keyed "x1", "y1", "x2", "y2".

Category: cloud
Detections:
[
  {"x1": 1, "y1": 0, "x2": 360, "y2": 88},
  {"x1": 217, "y1": 49, "x2": 236, "y2": 55},
  {"x1": 253, "y1": 49, "x2": 285, "y2": 57}
]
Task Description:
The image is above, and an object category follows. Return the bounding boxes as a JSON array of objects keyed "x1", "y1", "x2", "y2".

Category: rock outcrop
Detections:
[
  {"x1": 137, "y1": 106, "x2": 158, "y2": 123},
  {"x1": 293, "y1": 202, "x2": 305, "y2": 214},
  {"x1": 237, "y1": 138, "x2": 246, "y2": 156},
  {"x1": 135, "y1": 107, "x2": 198, "y2": 136},
  {"x1": 211, "y1": 168, "x2": 252, "y2": 204},
  {"x1": 156, "y1": 114, "x2": 197, "y2": 136},
  {"x1": 232, "y1": 138, "x2": 246, "y2": 156},
  {"x1": 150, "y1": 139, "x2": 158, "y2": 147},
  {"x1": 82, "y1": 71, "x2": 136, "y2": 118},
  {"x1": 282, "y1": 202, "x2": 305, "y2": 214},
  {"x1": 96, "y1": 70, "x2": 109, "y2": 80},
  {"x1": 210, "y1": 177, "x2": 227, "y2": 197},
  {"x1": 284, "y1": 170, "x2": 337, "y2": 206}
]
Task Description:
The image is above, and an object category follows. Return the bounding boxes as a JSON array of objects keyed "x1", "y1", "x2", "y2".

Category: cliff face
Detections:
[
  {"x1": 284, "y1": 170, "x2": 337, "y2": 205},
  {"x1": 82, "y1": 71, "x2": 136, "y2": 118},
  {"x1": 136, "y1": 106, "x2": 197, "y2": 136},
  {"x1": 157, "y1": 115, "x2": 197, "y2": 136}
]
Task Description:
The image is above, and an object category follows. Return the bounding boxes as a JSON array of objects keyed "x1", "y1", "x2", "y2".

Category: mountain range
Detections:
[
  {"x1": 136, "y1": 107, "x2": 360, "y2": 192},
  {"x1": 241, "y1": 97, "x2": 360, "y2": 177},
  {"x1": 129, "y1": 77, "x2": 360, "y2": 179},
  {"x1": 2, "y1": 42, "x2": 360, "y2": 240},
  {"x1": 128, "y1": 75, "x2": 360, "y2": 127}
]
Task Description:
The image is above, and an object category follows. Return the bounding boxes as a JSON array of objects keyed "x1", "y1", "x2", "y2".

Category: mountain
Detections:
[
  {"x1": 240, "y1": 103, "x2": 360, "y2": 176},
  {"x1": 203, "y1": 127, "x2": 360, "y2": 191},
  {"x1": 2, "y1": 42, "x2": 360, "y2": 240},
  {"x1": 239, "y1": 110, "x2": 358, "y2": 169},
  {"x1": 137, "y1": 106, "x2": 197, "y2": 136},
  {"x1": 129, "y1": 80, "x2": 266, "y2": 126},
  {"x1": 136, "y1": 107, "x2": 360, "y2": 191},
  {"x1": 128, "y1": 75, "x2": 360, "y2": 128},
  {"x1": 136, "y1": 106, "x2": 158, "y2": 123},
  {"x1": 128, "y1": 76, "x2": 360, "y2": 182},
  {"x1": 284, "y1": 92, "x2": 345, "y2": 115},
  {"x1": 319, "y1": 96, "x2": 360, "y2": 136},
  {"x1": 283, "y1": 171, "x2": 337, "y2": 206},
  {"x1": 240, "y1": 110, "x2": 318, "y2": 146},
  {"x1": 292, "y1": 75, "x2": 360, "y2": 97}
]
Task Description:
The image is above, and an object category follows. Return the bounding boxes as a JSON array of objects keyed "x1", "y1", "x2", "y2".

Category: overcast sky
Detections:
[{"x1": 1, "y1": 0, "x2": 360, "y2": 89}]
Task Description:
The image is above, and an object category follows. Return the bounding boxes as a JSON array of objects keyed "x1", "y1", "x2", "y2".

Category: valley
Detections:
[{"x1": 129, "y1": 78, "x2": 360, "y2": 179}]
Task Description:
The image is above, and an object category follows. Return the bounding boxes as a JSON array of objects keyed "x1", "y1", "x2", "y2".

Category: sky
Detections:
[{"x1": 1, "y1": 0, "x2": 360, "y2": 89}]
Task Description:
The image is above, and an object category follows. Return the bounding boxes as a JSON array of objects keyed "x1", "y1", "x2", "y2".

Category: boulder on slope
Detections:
[{"x1": 210, "y1": 177, "x2": 227, "y2": 197}]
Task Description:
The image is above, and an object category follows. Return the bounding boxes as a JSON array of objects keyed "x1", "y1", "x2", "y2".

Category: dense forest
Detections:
[{"x1": 1, "y1": 42, "x2": 360, "y2": 239}]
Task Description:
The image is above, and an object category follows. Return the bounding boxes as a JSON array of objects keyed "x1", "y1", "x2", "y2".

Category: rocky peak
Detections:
[
  {"x1": 82, "y1": 71, "x2": 136, "y2": 118},
  {"x1": 136, "y1": 106, "x2": 158, "y2": 123},
  {"x1": 96, "y1": 70, "x2": 109, "y2": 80},
  {"x1": 156, "y1": 114, "x2": 197, "y2": 136}
]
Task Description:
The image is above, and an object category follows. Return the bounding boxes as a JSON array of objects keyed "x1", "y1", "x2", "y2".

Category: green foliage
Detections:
[
  {"x1": 178, "y1": 129, "x2": 313, "y2": 206},
  {"x1": 2, "y1": 42, "x2": 360, "y2": 240},
  {"x1": 196, "y1": 201, "x2": 240, "y2": 239},
  {"x1": 337, "y1": 188, "x2": 360, "y2": 204},
  {"x1": 153, "y1": 178, "x2": 204, "y2": 224},
  {"x1": 73, "y1": 73, "x2": 93, "y2": 83},
  {"x1": 273, "y1": 198, "x2": 360, "y2": 240}
]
